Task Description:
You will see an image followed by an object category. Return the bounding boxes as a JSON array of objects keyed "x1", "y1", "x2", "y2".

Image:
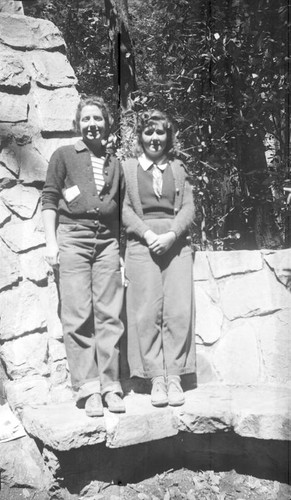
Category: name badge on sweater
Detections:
[{"x1": 62, "y1": 185, "x2": 80, "y2": 203}]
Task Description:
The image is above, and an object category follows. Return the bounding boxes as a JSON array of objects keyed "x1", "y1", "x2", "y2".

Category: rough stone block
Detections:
[
  {"x1": 0, "y1": 13, "x2": 64, "y2": 50},
  {"x1": 0, "y1": 146, "x2": 20, "y2": 175},
  {"x1": 194, "y1": 284, "x2": 223, "y2": 344},
  {"x1": 21, "y1": 385, "x2": 291, "y2": 451},
  {"x1": 196, "y1": 349, "x2": 219, "y2": 384},
  {"x1": 38, "y1": 278, "x2": 63, "y2": 339},
  {"x1": 179, "y1": 385, "x2": 291, "y2": 441},
  {"x1": 0, "y1": 217, "x2": 45, "y2": 252},
  {"x1": 48, "y1": 338, "x2": 68, "y2": 387},
  {"x1": 193, "y1": 251, "x2": 211, "y2": 281},
  {"x1": 10, "y1": 142, "x2": 48, "y2": 183},
  {"x1": 33, "y1": 86, "x2": 79, "y2": 132},
  {"x1": 207, "y1": 250, "x2": 263, "y2": 278},
  {"x1": 1, "y1": 331, "x2": 49, "y2": 379},
  {"x1": 0, "y1": 92, "x2": 28, "y2": 122},
  {"x1": 251, "y1": 309, "x2": 291, "y2": 384},
  {"x1": 213, "y1": 321, "x2": 260, "y2": 385},
  {"x1": 220, "y1": 268, "x2": 289, "y2": 320},
  {"x1": 263, "y1": 249, "x2": 291, "y2": 290},
  {"x1": 5, "y1": 376, "x2": 50, "y2": 414},
  {"x1": 30, "y1": 50, "x2": 77, "y2": 88},
  {"x1": 1, "y1": 184, "x2": 40, "y2": 218},
  {"x1": 0, "y1": 197, "x2": 12, "y2": 225},
  {"x1": 22, "y1": 402, "x2": 107, "y2": 451},
  {"x1": 33, "y1": 135, "x2": 79, "y2": 164},
  {"x1": 0, "y1": 280, "x2": 46, "y2": 340},
  {"x1": 106, "y1": 394, "x2": 179, "y2": 448},
  {"x1": 0, "y1": 238, "x2": 20, "y2": 290},
  {"x1": 19, "y1": 246, "x2": 47, "y2": 283},
  {"x1": 0, "y1": 435, "x2": 52, "y2": 491},
  {"x1": 0, "y1": 1, "x2": 23, "y2": 14},
  {"x1": 0, "y1": 51, "x2": 30, "y2": 89}
]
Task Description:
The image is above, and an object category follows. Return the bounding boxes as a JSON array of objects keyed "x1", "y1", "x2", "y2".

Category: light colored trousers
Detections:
[
  {"x1": 125, "y1": 218, "x2": 196, "y2": 379},
  {"x1": 57, "y1": 223, "x2": 124, "y2": 401}
]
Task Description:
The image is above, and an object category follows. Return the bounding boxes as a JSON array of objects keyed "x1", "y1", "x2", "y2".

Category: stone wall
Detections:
[
  {"x1": 0, "y1": 5, "x2": 290, "y2": 418},
  {"x1": 0, "y1": 4, "x2": 79, "y2": 412},
  {"x1": 194, "y1": 250, "x2": 291, "y2": 387}
]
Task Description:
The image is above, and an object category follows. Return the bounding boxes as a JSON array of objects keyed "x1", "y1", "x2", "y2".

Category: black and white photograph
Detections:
[{"x1": 0, "y1": 0, "x2": 290, "y2": 499}]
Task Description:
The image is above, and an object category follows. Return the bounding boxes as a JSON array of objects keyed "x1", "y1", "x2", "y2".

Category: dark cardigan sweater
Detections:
[
  {"x1": 122, "y1": 158, "x2": 195, "y2": 239},
  {"x1": 42, "y1": 140, "x2": 124, "y2": 231}
]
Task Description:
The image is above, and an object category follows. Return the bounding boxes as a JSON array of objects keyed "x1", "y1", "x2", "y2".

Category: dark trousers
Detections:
[{"x1": 57, "y1": 223, "x2": 124, "y2": 401}]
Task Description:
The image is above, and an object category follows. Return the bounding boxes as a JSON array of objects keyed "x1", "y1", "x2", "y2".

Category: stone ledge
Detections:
[{"x1": 22, "y1": 385, "x2": 291, "y2": 451}]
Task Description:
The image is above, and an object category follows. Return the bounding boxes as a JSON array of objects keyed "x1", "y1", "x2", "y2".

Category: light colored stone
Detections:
[
  {"x1": 179, "y1": 385, "x2": 291, "y2": 441},
  {"x1": 1, "y1": 184, "x2": 40, "y2": 219},
  {"x1": 1, "y1": 331, "x2": 49, "y2": 379},
  {"x1": 195, "y1": 284, "x2": 223, "y2": 344},
  {"x1": 0, "y1": 238, "x2": 20, "y2": 290},
  {"x1": 48, "y1": 338, "x2": 68, "y2": 387},
  {"x1": 0, "y1": 197, "x2": 12, "y2": 224},
  {"x1": 33, "y1": 135, "x2": 80, "y2": 163},
  {"x1": 106, "y1": 394, "x2": 179, "y2": 448},
  {"x1": 38, "y1": 277, "x2": 63, "y2": 339},
  {"x1": 0, "y1": 436, "x2": 52, "y2": 491},
  {"x1": 263, "y1": 249, "x2": 291, "y2": 290},
  {"x1": 22, "y1": 401, "x2": 107, "y2": 450},
  {"x1": 33, "y1": 86, "x2": 79, "y2": 132},
  {"x1": 0, "y1": 146, "x2": 19, "y2": 175},
  {"x1": 0, "y1": 13, "x2": 64, "y2": 50},
  {"x1": 0, "y1": 1, "x2": 23, "y2": 14},
  {"x1": 21, "y1": 385, "x2": 291, "y2": 450},
  {"x1": 251, "y1": 309, "x2": 291, "y2": 384},
  {"x1": 8, "y1": 142, "x2": 48, "y2": 183},
  {"x1": 193, "y1": 251, "x2": 211, "y2": 281},
  {"x1": 30, "y1": 50, "x2": 77, "y2": 88},
  {"x1": 0, "y1": 164, "x2": 17, "y2": 180},
  {"x1": 213, "y1": 322, "x2": 260, "y2": 385},
  {"x1": 0, "y1": 51, "x2": 30, "y2": 89},
  {"x1": 19, "y1": 246, "x2": 47, "y2": 282},
  {"x1": 207, "y1": 250, "x2": 263, "y2": 278},
  {"x1": 0, "y1": 280, "x2": 46, "y2": 340},
  {"x1": 196, "y1": 349, "x2": 219, "y2": 384},
  {"x1": 220, "y1": 268, "x2": 290, "y2": 320},
  {"x1": 0, "y1": 217, "x2": 45, "y2": 252},
  {"x1": 5, "y1": 376, "x2": 50, "y2": 414},
  {"x1": 0, "y1": 92, "x2": 28, "y2": 122}
]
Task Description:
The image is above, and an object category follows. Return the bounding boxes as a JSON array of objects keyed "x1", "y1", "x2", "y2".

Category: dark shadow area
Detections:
[{"x1": 54, "y1": 432, "x2": 290, "y2": 495}]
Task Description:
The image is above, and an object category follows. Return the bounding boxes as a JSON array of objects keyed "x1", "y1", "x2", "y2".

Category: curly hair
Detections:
[
  {"x1": 74, "y1": 96, "x2": 113, "y2": 139},
  {"x1": 134, "y1": 109, "x2": 177, "y2": 158}
]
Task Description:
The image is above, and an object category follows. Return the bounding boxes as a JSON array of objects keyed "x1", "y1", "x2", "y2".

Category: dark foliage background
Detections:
[{"x1": 24, "y1": 0, "x2": 291, "y2": 250}]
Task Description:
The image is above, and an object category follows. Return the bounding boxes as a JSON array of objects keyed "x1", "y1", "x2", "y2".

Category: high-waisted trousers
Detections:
[
  {"x1": 125, "y1": 218, "x2": 196, "y2": 379},
  {"x1": 57, "y1": 223, "x2": 124, "y2": 401}
]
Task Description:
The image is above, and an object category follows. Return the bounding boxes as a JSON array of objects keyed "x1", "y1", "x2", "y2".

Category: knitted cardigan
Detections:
[{"x1": 122, "y1": 158, "x2": 195, "y2": 239}]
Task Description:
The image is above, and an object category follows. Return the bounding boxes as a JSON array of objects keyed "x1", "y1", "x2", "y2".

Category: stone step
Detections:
[{"x1": 22, "y1": 385, "x2": 291, "y2": 451}]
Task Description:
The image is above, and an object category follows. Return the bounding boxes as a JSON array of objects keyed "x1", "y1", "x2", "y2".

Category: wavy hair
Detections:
[
  {"x1": 134, "y1": 109, "x2": 177, "y2": 158},
  {"x1": 74, "y1": 96, "x2": 113, "y2": 140}
]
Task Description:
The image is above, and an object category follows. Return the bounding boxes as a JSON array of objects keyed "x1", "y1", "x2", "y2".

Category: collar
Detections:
[
  {"x1": 74, "y1": 139, "x2": 88, "y2": 152},
  {"x1": 138, "y1": 153, "x2": 168, "y2": 171},
  {"x1": 74, "y1": 139, "x2": 113, "y2": 156}
]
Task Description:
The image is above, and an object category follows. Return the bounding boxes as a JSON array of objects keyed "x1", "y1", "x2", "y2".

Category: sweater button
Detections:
[
  {"x1": 176, "y1": 188, "x2": 180, "y2": 194},
  {"x1": 104, "y1": 170, "x2": 108, "y2": 175},
  {"x1": 174, "y1": 208, "x2": 179, "y2": 214},
  {"x1": 99, "y1": 196, "x2": 103, "y2": 201},
  {"x1": 94, "y1": 220, "x2": 98, "y2": 225}
]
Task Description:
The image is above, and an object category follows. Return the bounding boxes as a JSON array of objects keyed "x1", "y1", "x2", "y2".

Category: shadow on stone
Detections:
[{"x1": 53, "y1": 432, "x2": 290, "y2": 495}]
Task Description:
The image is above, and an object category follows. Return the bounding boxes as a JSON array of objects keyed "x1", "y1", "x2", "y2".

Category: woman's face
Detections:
[
  {"x1": 79, "y1": 105, "x2": 106, "y2": 142},
  {"x1": 141, "y1": 121, "x2": 168, "y2": 161}
]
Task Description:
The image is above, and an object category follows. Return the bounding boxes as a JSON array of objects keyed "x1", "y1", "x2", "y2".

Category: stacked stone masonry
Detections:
[{"x1": 0, "y1": 3, "x2": 290, "y2": 497}]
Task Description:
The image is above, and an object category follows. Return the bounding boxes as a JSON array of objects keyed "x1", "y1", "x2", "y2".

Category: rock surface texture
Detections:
[{"x1": 0, "y1": 2, "x2": 290, "y2": 499}]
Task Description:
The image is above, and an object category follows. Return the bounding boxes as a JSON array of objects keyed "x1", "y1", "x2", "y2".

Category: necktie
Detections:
[{"x1": 152, "y1": 163, "x2": 163, "y2": 199}]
